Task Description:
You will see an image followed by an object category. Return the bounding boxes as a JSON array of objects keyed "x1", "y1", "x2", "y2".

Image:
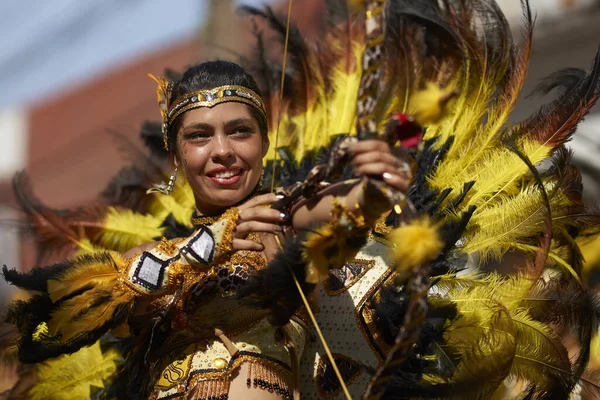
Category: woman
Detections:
[{"x1": 3, "y1": 60, "x2": 409, "y2": 400}]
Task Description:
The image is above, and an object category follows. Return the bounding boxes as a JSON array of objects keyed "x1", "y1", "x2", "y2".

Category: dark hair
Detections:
[{"x1": 167, "y1": 60, "x2": 268, "y2": 151}]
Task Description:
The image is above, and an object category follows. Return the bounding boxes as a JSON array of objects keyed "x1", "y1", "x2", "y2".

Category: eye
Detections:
[
  {"x1": 231, "y1": 126, "x2": 254, "y2": 136},
  {"x1": 184, "y1": 131, "x2": 211, "y2": 141}
]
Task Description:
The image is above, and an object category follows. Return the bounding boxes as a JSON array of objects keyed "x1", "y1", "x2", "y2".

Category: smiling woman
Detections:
[{"x1": 176, "y1": 102, "x2": 268, "y2": 214}]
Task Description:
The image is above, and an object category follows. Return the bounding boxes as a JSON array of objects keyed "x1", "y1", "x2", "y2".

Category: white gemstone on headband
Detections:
[{"x1": 236, "y1": 90, "x2": 260, "y2": 105}]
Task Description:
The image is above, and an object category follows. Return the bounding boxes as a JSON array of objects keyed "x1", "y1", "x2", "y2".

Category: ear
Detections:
[
  {"x1": 172, "y1": 152, "x2": 180, "y2": 169},
  {"x1": 261, "y1": 135, "x2": 270, "y2": 158}
]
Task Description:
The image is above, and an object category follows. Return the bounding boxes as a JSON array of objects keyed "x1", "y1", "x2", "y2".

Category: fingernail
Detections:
[
  {"x1": 383, "y1": 172, "x2": 393, "y2": 181},
  {"x1": 276, "y1": 194, "x2": 285, "y2": 200},
  {"x1": 274, "y1": 226, "x2": 283, "y2": 233},
  {"x1": 280, "y1": 212, "x2": 289, "y2": 220}
]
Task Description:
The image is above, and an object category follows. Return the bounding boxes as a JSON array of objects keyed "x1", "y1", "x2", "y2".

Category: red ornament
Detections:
[{"x1": 389, "y1": 113, "x2": 423, "y2": 148}]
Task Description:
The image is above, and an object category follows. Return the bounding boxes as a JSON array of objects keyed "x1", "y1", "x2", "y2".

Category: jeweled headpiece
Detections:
[{"x1": 149, "y1": 74, "x2": 267, "y2": 151}]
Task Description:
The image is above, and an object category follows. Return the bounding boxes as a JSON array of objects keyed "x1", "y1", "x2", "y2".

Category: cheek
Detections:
[
  {"x1": 177, "y1": 136, "x2": 188, "y2": 166},
  {"x1": 236, "y1": 138, "x2": 265, "y2": 167},
  {"x1": 180, "y1": 146, "x2": 211, "y2": 174}
]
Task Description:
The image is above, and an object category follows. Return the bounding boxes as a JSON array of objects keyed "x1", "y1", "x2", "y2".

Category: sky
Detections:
[{"x1": 0, "y1": 0, "x2": 273, "y2": 108}]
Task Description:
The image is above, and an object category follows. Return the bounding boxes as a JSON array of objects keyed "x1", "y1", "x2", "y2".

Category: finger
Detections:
[
  {"x1": 239, "y1": 207, "x2": 288, "y2": 224},
  {"x1": 382, "y1": 172, "x2": 410, "y2": 192},
  {"x1": 354, "y1": 162, "x2": 398, "y2": 177},
  {"x1": 234, "y1": 221, "x2": 283, "y2": 237},
  {"x1": 232, "y1": 238, "x2": 264, "y2": 252},
  {"x1": 238, "y1": 192, "x2": 278, "y2": 211},
  {"x1": 352, "y1": 140, "x2": 390, "y2": 154},
  {"x1": 351, "y1": 151, "x2": 396, "y2": 168}
]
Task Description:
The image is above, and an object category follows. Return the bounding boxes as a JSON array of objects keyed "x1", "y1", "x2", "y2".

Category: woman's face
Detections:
[{"x1": 174, "y1": 102, "x2": 269, "y2": 215}]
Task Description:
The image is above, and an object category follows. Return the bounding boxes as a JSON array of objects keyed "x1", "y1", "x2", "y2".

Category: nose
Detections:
[{"x1": 211, "y1": 133, "x2": 235, "y2": 163}]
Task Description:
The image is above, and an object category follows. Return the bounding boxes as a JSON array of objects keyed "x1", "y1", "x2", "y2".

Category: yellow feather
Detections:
[
  {"x1": 47, "y1": 252, "x2": 122, "y2": 302},
  {"x1": 445, "y1": 273, "x2": 533, "y2": 315},
  {"x1": 408, "y1": 82, "x2": 456, "y2": 127},
  {"x1": 43, "y1": 252, "x2": 135, "y2": 341},
  {"x1": 510, "y1": 243, "x2": 581, "y2": 282},
  {"x1": 509, "y1": 309, "x2": 572, "y2": 390},
  {"x1": 435, "y1": 26, "x2": 530, "y2": 184},
  {"x1": 49, "y1": 288, "x2": 134, "y2": 342},
  {"x1": 589, "y1": 333, "x2": 600, "y2": 370},
  {"x1": 29, "y1": 341, "x2": 120, "y2": 400},
  {"x1": 147, "y1": 172, "x2": 195, "y2": 226},
  {"x1": 430, "y1": 271, "x2": 486, "y2": 294},
  {"x1": 95, "y1": 207, "x2": 164, "y2": 253},
  {"x1": 73, "y1": 238, "x2": 107, "y2": 256},
  {"x1": 265, "y1": 44, "x2": 362, "y2": 163},
  {"x1": 462, "y1": 182, "x2": 572, "y2": 261},
  {"x1": 433, "y1": 304, "x2": 517, "y2": 398},
  {"x1": 387, "y1": 218, "x2": 444, "y2": 273}
]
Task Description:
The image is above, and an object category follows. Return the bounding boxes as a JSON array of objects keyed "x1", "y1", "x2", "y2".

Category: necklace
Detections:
[
  {"x1": 191, "y1": 183, "x2": 266, "y2": 228},
  {"x1": 191, "y1": 212, "x2": 224, "y2": 227}
]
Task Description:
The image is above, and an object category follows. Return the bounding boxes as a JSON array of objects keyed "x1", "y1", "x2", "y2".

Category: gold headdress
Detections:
[{"x1": 149, "y1": 74, "x2": 267, "y2": 151}]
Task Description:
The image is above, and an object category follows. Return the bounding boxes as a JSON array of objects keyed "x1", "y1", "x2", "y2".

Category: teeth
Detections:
[{"x1": 214, "y1": 170, "x2": 238, "y2": 179}]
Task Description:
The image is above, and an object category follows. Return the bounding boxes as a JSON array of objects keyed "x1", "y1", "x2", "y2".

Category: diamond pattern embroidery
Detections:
[
  {"x1": 184, "y1": 227, "x2": 215, "y2": 265},
  {"x1": 133, "y1": 252, "x2": 172, "y2": 291}
]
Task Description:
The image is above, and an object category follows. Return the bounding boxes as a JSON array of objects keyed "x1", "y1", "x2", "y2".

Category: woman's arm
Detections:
[{"x1": 122, "y1": 241, "x2": 159, "y2": 259}]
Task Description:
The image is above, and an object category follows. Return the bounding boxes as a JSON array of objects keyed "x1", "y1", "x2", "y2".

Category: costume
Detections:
[{"x1": 3, "y1": 0, "x2": 600, "y2": 399}]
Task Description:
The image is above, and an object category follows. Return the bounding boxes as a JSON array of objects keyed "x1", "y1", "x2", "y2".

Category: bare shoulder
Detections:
[{"x1": 122, "y1": 241, "x2": 160, "y2": 259}]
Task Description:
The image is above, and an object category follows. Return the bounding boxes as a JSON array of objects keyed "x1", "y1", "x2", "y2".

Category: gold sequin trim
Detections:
[
  {"x1": 213, "y1": 207, "x2": 239, "y2": 264},
  {"x1": 191, "y1": 214, "x2": 222, "y2": 226},
  {"x1": 155, "y1": 237, "x2": 179, "y2": 256},
  {"x1": 374, "y1": 210, "x2": 393, "y2": 235},
  {"x1": 354, "y1": 263, "x2": 396, "y2": 363}
]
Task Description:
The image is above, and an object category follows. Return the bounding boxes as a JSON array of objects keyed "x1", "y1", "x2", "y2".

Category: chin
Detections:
[{"x1": 210, "y1": 188, "x2": 251, "y2": 207}]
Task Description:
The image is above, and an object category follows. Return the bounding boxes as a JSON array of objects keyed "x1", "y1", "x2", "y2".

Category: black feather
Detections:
[{"x1": 237, "y1": 233, "x2": 315, "y2": 326}]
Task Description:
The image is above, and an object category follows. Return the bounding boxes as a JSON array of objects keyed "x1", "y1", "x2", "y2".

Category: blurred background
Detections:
[{"x1": 0, "y1": 0, "x2": 599, "y2": 393}]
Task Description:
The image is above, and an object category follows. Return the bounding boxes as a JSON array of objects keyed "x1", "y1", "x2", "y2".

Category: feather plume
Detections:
[
  {"x1": 432, "y1": 305, "x2": 517, "y2": 399},
  {"x1": 28, "y1": 341, "x2": 120, "y2": 400},
  {"x1": 94, "y1": 207, "x2": 165, "y2": 253},
  {"x1": 49, "y1": 288, "x2": 134, "y2": 343},
  {"x1": 522, "y1": 277, "x2": 600, "y2": 379},
  {"x1": 147, "y1": 74, "x2": 170, "y2": 125},
  {"x1": 238, "y1": 233, "x2": 316, "y2": 326},
  {"x1": 46, "y1": 252, "x2": 123, "y2": 303},
  {"x1": 12, "y1": 172, "x2": 97, "y2": 261},
  {"x1": 147, "y1": 174, "x2": 195, "y2": 227},
  {"x1": 519, "y1": 44, "x2": 600, "y2": 148},
  {"x1": 388, "y1": 217, "x2": 443, "y2": 273},
  {"x1": 509, "y1": 309, "x2": 573, "y2": 395}
]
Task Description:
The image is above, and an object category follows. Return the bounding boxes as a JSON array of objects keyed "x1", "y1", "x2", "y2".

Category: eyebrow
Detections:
[
  {"x1": 182, "y1": 122, "x2": 214, "y2": 134},
  {"x1": 224, "y1": 118, "x2": 254, "y2": 130},
  {"x1": 181, "y1": 118, "x2": 255, "y2": 135}
]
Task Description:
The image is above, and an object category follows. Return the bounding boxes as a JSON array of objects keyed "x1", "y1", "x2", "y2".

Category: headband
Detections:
[{"x1": 149, "y1": 74, "x2": 267, "y2": 151}]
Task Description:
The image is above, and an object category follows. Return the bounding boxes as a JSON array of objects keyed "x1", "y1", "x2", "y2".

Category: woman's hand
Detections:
[
  {"x1": 351, "y1": 139, "x2": 410, "y2": 193},
  {"x1": 233, "y1": 192, "x2": 288, "y2": 251}
]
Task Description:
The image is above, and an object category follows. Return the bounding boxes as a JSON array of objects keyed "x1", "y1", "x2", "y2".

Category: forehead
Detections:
[{"x1": 181, "y1": 102, "x2": 256, "y2": 127}]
